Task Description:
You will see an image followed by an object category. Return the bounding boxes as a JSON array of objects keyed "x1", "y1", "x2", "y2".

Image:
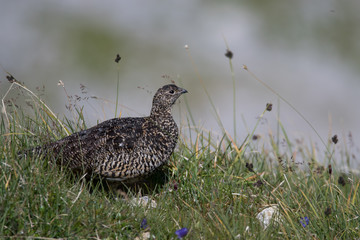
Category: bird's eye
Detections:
[{"x1": 169, "y1": 90, "x2": 175, "y2": 94}]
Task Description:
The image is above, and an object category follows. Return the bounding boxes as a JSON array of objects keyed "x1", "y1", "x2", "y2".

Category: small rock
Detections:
[
  {"x1": 130, "y1": 196, "x2": 157, "y2": 208},
  {"x1": 134, "y1": 231, "x2": 151, "y2": 240},
  {"x1": 256, "y1": 205, "x2": 282, "y2": 229}
]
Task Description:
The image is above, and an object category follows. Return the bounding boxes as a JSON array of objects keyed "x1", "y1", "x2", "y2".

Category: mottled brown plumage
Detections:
[{"x1": 33, "y1": 84, "x2": 187, "y2": 183}]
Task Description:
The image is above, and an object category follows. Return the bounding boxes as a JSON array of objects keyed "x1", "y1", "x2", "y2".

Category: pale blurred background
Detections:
[{"x1": 1, "y1": 1, "x2": 359, "y2": 165}]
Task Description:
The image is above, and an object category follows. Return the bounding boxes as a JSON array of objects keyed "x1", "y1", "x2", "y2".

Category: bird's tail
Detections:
[{"x1": 18, "y1": 145, "x2": 47, "y2": 159}]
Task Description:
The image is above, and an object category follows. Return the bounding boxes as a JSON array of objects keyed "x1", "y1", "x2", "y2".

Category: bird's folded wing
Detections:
[{"x1": 52, "y1": 117, "x2": 147, "y2": 159}]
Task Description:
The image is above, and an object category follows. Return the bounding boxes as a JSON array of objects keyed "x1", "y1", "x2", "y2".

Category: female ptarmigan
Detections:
[{"x1": 32, "y1": 84, "x2": 187, "y2": 183}]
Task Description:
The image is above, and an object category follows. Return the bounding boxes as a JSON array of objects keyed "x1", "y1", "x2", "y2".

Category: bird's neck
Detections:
[
  {"x1": 150, "y1": 107, "x2": 177, "y2": 136},
  {"x1": 150, "y1": 105, "x2": 172, "y2": 118}
]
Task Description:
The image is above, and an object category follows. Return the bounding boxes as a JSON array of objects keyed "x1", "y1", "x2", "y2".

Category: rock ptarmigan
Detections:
[{"x1": 30, "y1": 84, "x2": 187, "y2": 184}]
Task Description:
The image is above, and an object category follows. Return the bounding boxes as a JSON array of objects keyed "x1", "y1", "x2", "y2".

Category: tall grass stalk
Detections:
[
  {"x1": 1, "y1": 75, "x2": 69, "y2": 136},
  {"x1": 222, "y1": 36, "x2": 237, "y2": 142},
  {"x1": 185, "y1": 46, "x2": 227, "y2": 138},
  {"x1": 231, "y1": 59, "x2": 236, "y2": 141},
  {"x1": 242, "y1": 65, "x2": 330, "y2": 157},
  {"x1": 115, "y1": 61, "x2": 121, "y2": 118}
]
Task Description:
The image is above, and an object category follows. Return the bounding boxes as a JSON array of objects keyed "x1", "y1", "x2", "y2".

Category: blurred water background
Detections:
[{"x1": 1, "y1": 1, "x2": 359, "y2": 167}]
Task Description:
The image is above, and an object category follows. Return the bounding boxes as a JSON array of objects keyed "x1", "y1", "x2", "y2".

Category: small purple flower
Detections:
[
  {"x1": 175, "y1": 228, "x2": 188, "y2": 239},
  {"x1": 140, "y1": 218, "x2": 148, "y2": 229},
  {"x1": 300, "y1": 217, "x2": 309, "y2": 227}
]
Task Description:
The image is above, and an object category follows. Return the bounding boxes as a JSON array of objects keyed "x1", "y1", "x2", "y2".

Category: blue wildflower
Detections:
[
  {"x1": 141, "y1": 218, "x2": 148, "y2": 229},
  {"x1": 300, "y1": 217, "x2": 309, "y2": 227},
  {"x1": 175, "y1": 227, "x2": 188, "y2": 239}
]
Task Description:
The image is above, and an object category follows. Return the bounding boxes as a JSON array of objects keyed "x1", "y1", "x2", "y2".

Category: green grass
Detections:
[{"x1": 1, "y1": 75, "x2": 359, "y2": 239}]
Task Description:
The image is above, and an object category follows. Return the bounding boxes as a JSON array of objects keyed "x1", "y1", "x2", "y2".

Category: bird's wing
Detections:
[
  {"x1": 96, "y1": 117, "x2": 147, "y2": 151},
  {"x1": 50, "y1": 117, "x2": 147, "y2": 168}
]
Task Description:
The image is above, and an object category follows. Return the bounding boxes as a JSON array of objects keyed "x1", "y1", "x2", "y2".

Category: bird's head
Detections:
[{"x1": 150, "y1": 84, "x2": 188, "y2": 116}]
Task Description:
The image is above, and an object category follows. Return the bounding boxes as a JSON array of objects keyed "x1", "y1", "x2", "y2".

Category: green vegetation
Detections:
[{"x1": 1, "y1": 73, "x2": 359, "y2": 239}]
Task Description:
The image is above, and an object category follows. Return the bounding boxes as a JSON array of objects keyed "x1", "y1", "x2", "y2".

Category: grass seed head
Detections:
[
  {"x1": 338, "y1": 176, "x2": 346, "y2": 186},
  {"x1": 266, "y1": 103, "x2": 273, "y2": 111},
  {"x1": 332, "y1": 135, "x2": 338, "y2": 144},
  {"x1": 115, "y1": 54, "x2": 121, "y2": 63},
  {"x1": 225, "y1": 49, "x2": 233, "y2": 59}
]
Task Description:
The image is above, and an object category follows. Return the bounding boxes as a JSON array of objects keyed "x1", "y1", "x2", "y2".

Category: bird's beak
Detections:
[{"x1": 180, "y1": 88, "x2": 188, "y2": 94}]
